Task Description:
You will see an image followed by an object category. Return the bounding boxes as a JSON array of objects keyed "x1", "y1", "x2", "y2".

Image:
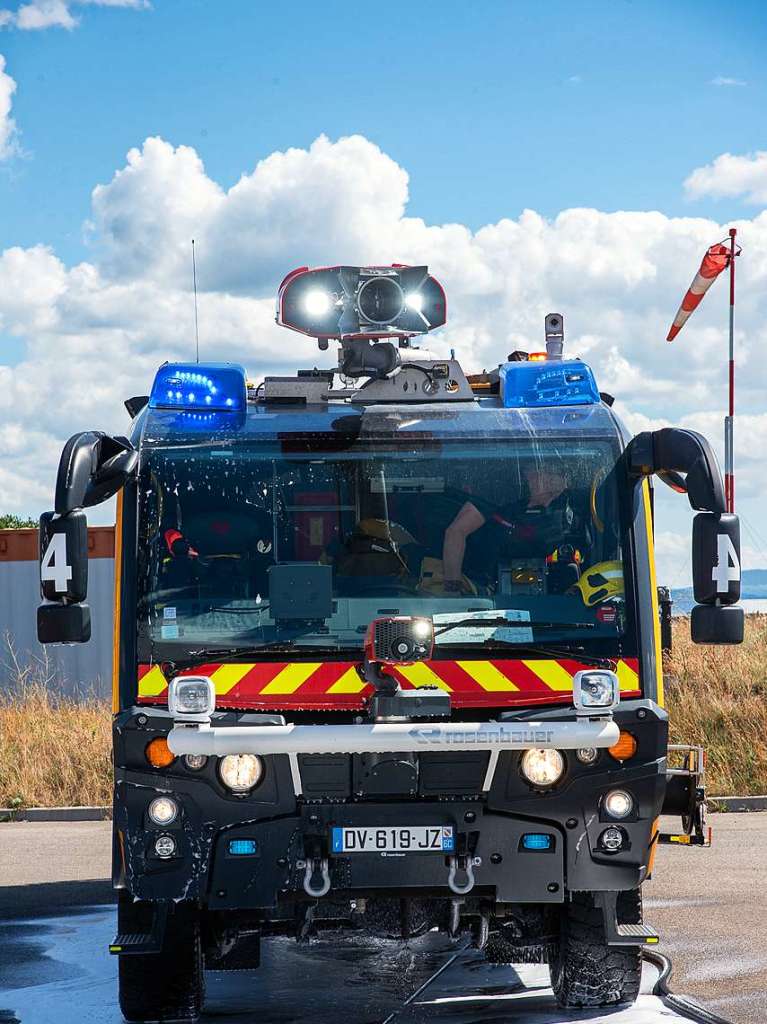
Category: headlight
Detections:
[
  {"x1": 576, "y1": 747, "x2": 599, "y2": 765},
  {"x1": 604, "y1": 789, "x2": 634, "y2": 819},
  {"x1": 168, "y1": 675, "x2": 216, "y2": 721},
  {"x1": 218, "y1": 754, "x2": 264, "y2": 793},
  {"x1": 148, "y1": 796, "x2": 178, "y2": 825},
  {"x1": 573, "y1": 669, "x2": 619, "y2": 715},
  {"x1": 154, "y1": 834, "x2": 177, "y2": 859},
  {"x1": 184, "y1": 754, "x2": 208, "y2": 771},
  {"x1": 520, "y1": 748, "x2": 565, "y2": 788},
  {"x1": 599, "y1": 826, "x2": 625, "y2": 853}
]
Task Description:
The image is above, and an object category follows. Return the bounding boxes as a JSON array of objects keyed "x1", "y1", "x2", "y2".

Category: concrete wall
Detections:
[{"x1": 0, "y1": 529, "x2": 115, "y2": 701}]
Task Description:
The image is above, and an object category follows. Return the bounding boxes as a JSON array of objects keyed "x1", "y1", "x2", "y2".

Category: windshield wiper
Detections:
[
  {"x1": 166, "y1": 642, "x2": 353, "y2": 670},
  {"x1": 436, "y1": 640, "x2": 616, "y2": 669},
  {"x1": 434, "y1": 618, "x2": 595, "y2": 638}
]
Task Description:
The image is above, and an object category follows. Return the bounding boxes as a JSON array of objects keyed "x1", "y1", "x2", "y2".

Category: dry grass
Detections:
[
  {"x1": 0, "y1": 643, "x2": 112, "y2": 809},
  {"x1": 1, "y1": 620, "x2": 766, "y2": 807},
  {"x1": 665, "y1": 615, "x2": 767, "y2": 797}
]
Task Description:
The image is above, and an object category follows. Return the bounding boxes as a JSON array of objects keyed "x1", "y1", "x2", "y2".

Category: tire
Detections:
[
  {"x1": 118, "y1": 895, "x2": 205, "y2": 1023},
  {"x1": 550, "y1": 890, "x2": 642, "y2": 1009}
]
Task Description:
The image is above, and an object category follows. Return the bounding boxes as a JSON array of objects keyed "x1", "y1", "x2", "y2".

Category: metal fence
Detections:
[{"x1": 0, "y1": 529, "x2": 115, "y2": 701}]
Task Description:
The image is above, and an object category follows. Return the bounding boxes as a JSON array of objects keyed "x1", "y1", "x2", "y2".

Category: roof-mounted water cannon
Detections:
[
  {"x1": 276, "y1": 264, "x2": 446, "y2": 353},
  {"x1": 267, "y1": 263, "x2": 472, "y2": 403}
]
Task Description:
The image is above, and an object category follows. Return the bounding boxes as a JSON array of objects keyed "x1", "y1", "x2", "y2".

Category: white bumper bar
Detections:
[{"x1": 167, "y1": 718, "x2": 620, "y2": 757}]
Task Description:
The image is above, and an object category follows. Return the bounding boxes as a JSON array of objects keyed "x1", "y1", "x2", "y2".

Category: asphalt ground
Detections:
[{"x1": 0, "y1": 813, "x2": 765, "y2": 1023}]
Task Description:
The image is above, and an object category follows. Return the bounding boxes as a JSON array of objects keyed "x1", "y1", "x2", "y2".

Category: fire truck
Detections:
[{"x1": 37, "y1": 266, "x2": 743, "y2": 1021}]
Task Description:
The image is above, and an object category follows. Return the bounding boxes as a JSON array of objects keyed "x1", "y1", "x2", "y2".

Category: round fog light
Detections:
[
  {"x1": 576, "y1": 747, "x2": 599, "y2": 765},
  {"x1": 184, "y1": 754, "x2": 208, "y2": 771},
  {"x1": 600, "y1": 826, "x2": 625, "y2": 853},
  {"x1": 520, "y1": 748, "x2": 565, "y2": 788},
  {"x1": 148, "y1": 796, "x2": 178, "y2": 826},
  {"x1": 154, "y1": 834, "x2": 177, "y2": 859},
  {"x1": 604, "y1": 789, "x2": 633, "y2": 819},
  {"x1": 219, "y1": 754, "x2": 264, "y2": 793}
]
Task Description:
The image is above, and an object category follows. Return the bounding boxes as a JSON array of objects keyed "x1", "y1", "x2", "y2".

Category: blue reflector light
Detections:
[
  {"x1": 228, "y1": 839, "x2": 257, "y2": 856},
  {"x1": 521, "y1": 833, "x2": 553, "y2": 851},
  {"x1": 149, "y1": 363, "x2": 248, "y2": 413},
  {"x1": 499, "y1": 359, "x2": 600, "y2": 408}
]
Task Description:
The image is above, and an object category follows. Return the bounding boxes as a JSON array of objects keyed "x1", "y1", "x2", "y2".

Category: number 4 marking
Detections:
[
  {"x1": 713, "y1": 533, "x2": 740, "y2": 593},
  {"x1": 41, "y1": 533, "x2": 73, "y2": 593}
]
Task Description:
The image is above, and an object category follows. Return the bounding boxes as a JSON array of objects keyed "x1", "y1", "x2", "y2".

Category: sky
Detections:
[{"x1": 1, "y1": 0, "x2": 767, "y2": 586}]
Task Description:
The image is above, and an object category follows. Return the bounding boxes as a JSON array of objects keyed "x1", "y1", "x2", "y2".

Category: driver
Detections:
[{"x1": 441, "y1": 464, "x2": 574, "y2": 591}]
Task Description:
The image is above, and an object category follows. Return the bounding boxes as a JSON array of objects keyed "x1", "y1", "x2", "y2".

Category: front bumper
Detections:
[{"x1": 167, "y1": 717, "x2": 621, "y2": 757}]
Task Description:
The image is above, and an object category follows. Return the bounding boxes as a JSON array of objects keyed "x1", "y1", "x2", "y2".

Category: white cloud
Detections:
[
  {"x1": 684, "y1": 150, "x2": 767, "y2": 205},
  {"x1": 0, "y1": 0, "x2": 148, "y2": 31},
  {"x1": 710, "y1": 76, "x2": 747, "y2": 87},
  {"x1": 3, "y1": 133, "x2": 767, "y2": 535},
  {"x1": 12, "y1": 0, "x2": 77, "y2": 29},
  {"x1": 0, "y1": 53, "x2": 18, "y2": 159}
]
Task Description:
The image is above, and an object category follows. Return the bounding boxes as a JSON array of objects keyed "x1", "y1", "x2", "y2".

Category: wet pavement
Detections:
[
  {"x1": 2, "y1": 813, "x2": 766, "y2": 1022},
  {"x1": 0, "y1": 903, "x2": 724, "y2": 1024}
]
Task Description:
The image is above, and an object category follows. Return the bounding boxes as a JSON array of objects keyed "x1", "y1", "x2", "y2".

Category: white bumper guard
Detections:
[
  {"x1": 166, "y1": 667, "x2": 623, "y2": 757},
  {"x1": 167, "y1": 717, "x2": 620, "y2": 757}
]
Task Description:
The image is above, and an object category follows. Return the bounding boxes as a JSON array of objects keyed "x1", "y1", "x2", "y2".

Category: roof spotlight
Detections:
[
  {"x1": 304, "y1": 289, "x2": 332, "y2": 317},
  {"x1": 276, "y1": 265, "x2": 446, "y2": 340}
]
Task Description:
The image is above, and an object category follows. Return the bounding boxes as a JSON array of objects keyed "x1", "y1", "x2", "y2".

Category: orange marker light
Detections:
[
  {"x1": 528, "y1": 352, "x2": 547, "y2": 361},
  {"x1": 608, "y1": 731, "x2": 638, "y2": 761},
  {"x1": 145, "y1": 737, "x2": 175, "y2": 768}
]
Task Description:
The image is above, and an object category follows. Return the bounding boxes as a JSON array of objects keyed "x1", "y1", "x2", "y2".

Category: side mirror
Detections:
[
  {"x1": 38, "y1": 428, "x2": 135, "y2": 646},
  {"x1": 691, "y1": 604, "x2": 744, "y2": 645},
  {"x1": 690, "y1": 512, "x2": 744, "y2": 645},
  {"x1": 693, "y1": 513, "x2": 741, "y2": 605},
  {"x1": 55, "y1": 431, "x2": 137, "y2": 514},
  {"x1": 39, "y1": 510, "x2": 88, "y2": 603},
  {"x1": 37, "y1": 510, "x2": 91, "y2": 644},
  {"x1": 626, "y1": 426, "x2": 743, "y2": 647},
  {"x1": 37, "y1": 602, "x2": 91, "y2": 644}
]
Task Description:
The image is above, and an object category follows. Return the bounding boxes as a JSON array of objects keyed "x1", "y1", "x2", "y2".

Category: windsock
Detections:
[{"x1": 666, "y1": 243, "x2": 731, "y2": 341}]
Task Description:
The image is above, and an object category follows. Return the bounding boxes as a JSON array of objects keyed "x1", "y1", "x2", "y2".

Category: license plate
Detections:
[{"x1": 331, "y1": 825, "x2": 455, "y2": 854}]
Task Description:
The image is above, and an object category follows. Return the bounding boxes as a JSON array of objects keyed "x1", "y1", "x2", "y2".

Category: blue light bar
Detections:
[
  {"x1": 499, "y1": 359, "x2": 600, "y2": 409},
  {"x1": 149, "y1": 362, "x2": 247, "y2": 413},
  {"x1": 521, "y1": 833, "x2": 554, "y2": 851},
  {"x1": 228, "y1": 838, "x2": 258, "y2": 856}
]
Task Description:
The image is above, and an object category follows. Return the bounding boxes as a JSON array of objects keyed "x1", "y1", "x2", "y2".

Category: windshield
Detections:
[{"x1": 136, "y1": 435, "x2": 636, "y2": 660}]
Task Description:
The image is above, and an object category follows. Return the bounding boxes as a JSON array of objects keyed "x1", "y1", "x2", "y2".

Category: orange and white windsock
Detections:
[{"x1": 666, "y1": 243, "x2": 731, "y2": 341}]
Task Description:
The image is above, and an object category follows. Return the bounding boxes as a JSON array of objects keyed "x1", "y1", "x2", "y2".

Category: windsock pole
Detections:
[{"x1": 725, "y1": 227, "x2": 737, "y2": 512}]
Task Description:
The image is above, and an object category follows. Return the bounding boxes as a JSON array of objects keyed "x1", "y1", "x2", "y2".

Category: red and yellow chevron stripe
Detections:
[{"x1": 137, "y1": 657, "x2": 641, "y2": 710}]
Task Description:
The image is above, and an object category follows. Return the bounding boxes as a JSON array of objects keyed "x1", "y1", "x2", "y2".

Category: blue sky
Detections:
[{"x1": 2, "y1": 0, "x2": 766, "y2": 266}]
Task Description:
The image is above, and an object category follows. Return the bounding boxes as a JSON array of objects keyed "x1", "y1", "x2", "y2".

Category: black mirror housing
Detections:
[
  {"x1": 691, "y1": 603, "x2": 744, "y2": 645},
  {"x1": 37, "y1": 602, "x2": 91, "y2": 644},
  {"x1": 693, "y1": 513, "x2": 741, "y2": 605},
  {"x1": 39, "y1": 510, "x2": 88, "y2": 603},
  {"x1": 55, "y1": 431, "x2": 137, "y2": 514},
  {"x1": 626, "y1": 428, "x2": 725, "y2": 513}
]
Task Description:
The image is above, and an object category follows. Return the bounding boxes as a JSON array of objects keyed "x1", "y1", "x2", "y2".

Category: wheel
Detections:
[
  {"x1": 550, "y1": 890, "x2": 642, "y2": 1009},
  {"x1": 118, "y1": 895, "x2": 205, "y2": 1023}
]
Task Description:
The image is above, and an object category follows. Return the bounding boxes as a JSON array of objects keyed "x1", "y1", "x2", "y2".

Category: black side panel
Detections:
[{"x1": 119, "y1": 478, "x2": 139, "y2": 710}]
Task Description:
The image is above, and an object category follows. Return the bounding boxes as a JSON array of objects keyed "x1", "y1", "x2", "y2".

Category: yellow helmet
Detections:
[{"x1": 574, "y1": 561, "x2": 624, "y2": 607}]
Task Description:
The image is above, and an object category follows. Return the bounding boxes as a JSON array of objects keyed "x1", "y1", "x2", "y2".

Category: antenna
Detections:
[{"x1": 192, "y1": 238, "x2": 200, "y2": 363}]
